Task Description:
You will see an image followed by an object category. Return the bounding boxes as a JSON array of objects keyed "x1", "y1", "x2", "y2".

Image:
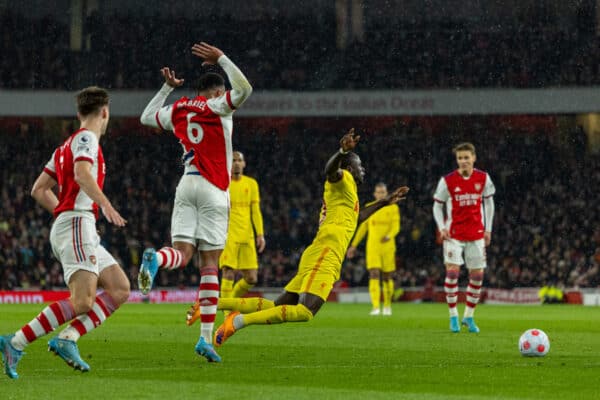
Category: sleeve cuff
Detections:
[
  {"x1": 43, "y1": 167, "x2": 57, "y2": 180},
  {"x1": 74, "y1": 156, "x2": 94, "y2": 164}
]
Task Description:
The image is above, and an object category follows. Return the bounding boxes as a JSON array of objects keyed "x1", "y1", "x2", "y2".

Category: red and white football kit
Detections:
[
  {"x1": 43, "y1": 128, "x2": 117, "y2": 283},
  {"x1": 433, "y1": 169, "x2": 495, "y2": 269},
  {"x1": 140, "y1": 54, "x2": 252, "y2": 250}
]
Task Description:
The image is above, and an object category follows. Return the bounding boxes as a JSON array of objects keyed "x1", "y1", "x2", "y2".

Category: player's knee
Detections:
[
  {"x1": 369, "y1": 269, "x2": 381, "y2": 279},
  {"x1": 243, "y1": 274, "x2": 258, "y2": 285},
  {"x1": 446, "y1": 269, "x2": 459, "y2": 280},
  {"x1": 469, "y1": 270, "x2": 484, "y2": 283},
  {"x1": 222, "y1": 267, "x2": 235, "y2": 280},
  {"x1": 72, "y1": 295, "x2": 95, "y2": 314},
  {"x1": 108, "y1": 285, "x2": 130, "y2": 306}
]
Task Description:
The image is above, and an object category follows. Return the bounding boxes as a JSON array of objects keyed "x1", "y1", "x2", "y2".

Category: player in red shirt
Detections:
[
  {"x1": 138, "y1": 42, "x2": 252, "y2": 362},
  {"x1": 433, "y1": 142, "x2": 495, "y2": 333},
  {"x1": 0, "y1": 87, "x2": 129, "y2": 379}
]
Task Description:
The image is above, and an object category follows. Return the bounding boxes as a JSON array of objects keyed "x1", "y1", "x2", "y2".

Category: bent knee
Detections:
[
  {"x1": 72, "y1": 296, "x2": 95, "y2": 314},
  {"x1": 109, "y1": 286, "x2": 130, "y2": 306}
]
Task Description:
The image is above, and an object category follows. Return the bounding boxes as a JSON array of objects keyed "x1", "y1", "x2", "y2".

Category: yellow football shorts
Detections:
[
  {"x1": 366, "y1": 248, "x2": 396, "y2": 273},
  {"x1": 285, "y1": 244, "x2": 341, "y2": 301},
  {"x1": 219, "y1": 240, "x2": 258, "y2": 270}
]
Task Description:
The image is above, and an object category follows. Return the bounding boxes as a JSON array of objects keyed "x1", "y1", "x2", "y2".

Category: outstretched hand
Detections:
[
  {"x1": 340, "y1": 128, "x2": 360, "y2": 152},
  {"x1": 191, "y1": 42, "x2": 224, "y2": 66},
  {"x1": 161, "y1": 67, "x2": 184, "y2": 88},
  {"x1": 385, "y1": 186, "x2": 410, "y2": 204}
]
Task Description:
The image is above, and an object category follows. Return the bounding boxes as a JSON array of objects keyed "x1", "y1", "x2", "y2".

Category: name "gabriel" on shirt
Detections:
[{"x1": 178, "y1": 99, "x2": 207, "y2": 110}]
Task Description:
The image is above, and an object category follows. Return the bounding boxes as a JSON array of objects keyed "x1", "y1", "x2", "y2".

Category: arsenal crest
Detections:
[
  {"x1": 90, "y1": 255, "x2": 97, "y2": 265},
  {"x1": 474, "y1": 183, "x2": 481, "y2": 191}
]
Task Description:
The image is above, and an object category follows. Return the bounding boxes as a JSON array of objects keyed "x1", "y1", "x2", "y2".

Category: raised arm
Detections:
[
  {"x1": 358, "y1": 187, "x2": 409, "y2": 225},
  {"x1": 140, "y1": 67, "x2": 183, "y2": 129},
  {"x1": 192, "y1": 42, "x2": 253, "y2": 109},
  {"x1": 325, "y1": 128, "x2": 360, "y2": 183}
]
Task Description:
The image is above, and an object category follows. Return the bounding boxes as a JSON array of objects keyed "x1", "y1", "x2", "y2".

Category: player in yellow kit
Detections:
[
  {"x1": 203, "y1": 129, "x2": 409, "y2": 348},
  {"x1": 347, "y1": 183, "x2": 400, "y2": 316},
  {"x1": 218, "y1": 151, "x2": 265, "y2": 302}
]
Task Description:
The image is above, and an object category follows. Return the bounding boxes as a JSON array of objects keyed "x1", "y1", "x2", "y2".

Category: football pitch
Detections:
[{"x1": 0, "y1": 302, "x2": 598, "y2": 399}]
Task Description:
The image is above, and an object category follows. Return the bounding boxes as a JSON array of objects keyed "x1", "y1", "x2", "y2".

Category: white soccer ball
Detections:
[{"x1": 519, "y1": 328, "x2": 550, "y2": 357}]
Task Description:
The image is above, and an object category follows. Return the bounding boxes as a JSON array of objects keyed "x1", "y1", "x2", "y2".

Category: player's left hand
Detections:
[
  {"x1": 484, "y1": 231, "x2": 492, "y2": 246},
  {"x1": 191, "y1": 42, "x2": 225, "y2": 66},
  {"x1": 386, "y1": 186, "x2": 410, "y2": 204},
  {"x1": 256, "y1": 235, "x2": 266, "y2": 253},
  {"x1": 161, "y1": 67, "x2": 184, "y2": 88},
  {"x1": 381, "y1": 236, "x2": 391, "y2": 243}
]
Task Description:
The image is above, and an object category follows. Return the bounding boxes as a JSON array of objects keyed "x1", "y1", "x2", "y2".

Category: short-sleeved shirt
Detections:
[
  {"x1": 433, "y1": 169, "x2": 495, "y2": 241},
  {"x1": 154, "y1": 92, "x2": 237, "y2": 191},
  {"x1": 44, "y1": 128, "x2": 105, "y2": 219}
]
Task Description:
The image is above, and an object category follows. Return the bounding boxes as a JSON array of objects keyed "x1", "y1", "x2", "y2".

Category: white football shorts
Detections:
[
  {"x1": 443, "y1": 238, "x2": 486, "y2": 269},
  {"x1": 50, "y1": 211, "x2": 118, "y2": 284},
  {"x1": 171, "y1": 174, "x2": 229, "y2": 251}
]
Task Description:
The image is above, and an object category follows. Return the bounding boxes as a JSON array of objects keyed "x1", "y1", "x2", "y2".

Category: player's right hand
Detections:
[
  {"x1": 101, "y1": 204, "x2": 127, "y2": 227},
  {"x1": 161, "y1": 67, "x2": 184, "y2": 88}
]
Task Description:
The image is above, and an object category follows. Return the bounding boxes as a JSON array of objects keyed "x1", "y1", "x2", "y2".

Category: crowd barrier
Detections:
[{"x1": 0, "y1": 287, "x2": 593, "y2": 305}]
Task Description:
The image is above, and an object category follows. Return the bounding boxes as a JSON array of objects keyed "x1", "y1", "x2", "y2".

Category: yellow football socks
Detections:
[
  {"x1": 383, "y1": 279, "x2": 394, "y2": 308},
  {"x1": 242, "y1": 303, "x2": 313, "y2": 326},
  {"x1": 232, "y1": 278, "x2": 253, "y2": 298},
  {"x1": 221, "y1": 278, "x2": 234, "y2": 299},
  {"x1": 369, "y1": 278, "x2": 381, "y2": 310},
  {"x1": 218, "y1": 297, "x2": 275, "y2": 313}
]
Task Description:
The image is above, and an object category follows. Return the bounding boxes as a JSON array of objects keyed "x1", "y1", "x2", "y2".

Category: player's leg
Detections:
[
  {"x1": 443, "y1": 238, "x2": 465, "y2": 333},
  {"x1": 219, "y1": 240, "x2": 238, "y2": 301},
  {"x1": 57, "y1": 251, "x2": 130, "y2": 344},
  {"x1": 368, "y1": 267, "x2": 382, "y2": 315},
  {"x1": 381, "y1": 250, "x2": 396, "y2": 316},
  {"x1": 192, "y1": 248, "x2": 222, "y2": 362},
  {"x1": 0, "y1": 271, "x2": 89, "y2": 378},
  {"x1": 214, "y1": 266, "x2": 333, "y2": 347},
  {"x1": 232, "y1": 242, "x2": 259, "y2": 298},
  {"x1": 461, "y1": 239, "x2": 486, "y2": 333},
  {"x1": 382, "y1": 271, "x2": 394, "y2": 316},
  {"x1": 138, "y1": 178, "x2": 196, "y2": 294}
]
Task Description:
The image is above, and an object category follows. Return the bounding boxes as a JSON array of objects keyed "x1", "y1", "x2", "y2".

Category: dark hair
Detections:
[
  {"x1": 340, "y1": 152, "x2": 359, "y2": 169},
  {"x1": 375, "y1": 182, "x2": 387, "y2": 190},
  {"x1": 452, "y1": 142, "x2": 476, "y2": 155},
  {"x1": 76, "y1": 86, "x2": 109, "y2": 116},
  {"x1": 195, "y1": 72, "x2": 225, "y2": 93}
]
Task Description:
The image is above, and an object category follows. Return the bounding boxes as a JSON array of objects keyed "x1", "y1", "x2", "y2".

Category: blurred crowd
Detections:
[
  {"x1": 1, "y1": 117, "x2": 599, "y2": 291},
  {"x1": 2, "y1": 9, "x2": 600, "y2": 90}
]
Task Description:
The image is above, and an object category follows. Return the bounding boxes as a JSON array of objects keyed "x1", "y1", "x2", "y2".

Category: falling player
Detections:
[
  {"x1": 203, "y1": 129, "x2": 409, "y2": 348},
  {"x1": 0, "y1": 87, "x2": 130, "y2": 379},
  {"x1": 187, "y1": 151, "x2": 264, "y2": 326},
  {"x1": 346, "y1": 182, "x2": 401, "y2": 316},
  {"x1": 433, "y1": 142, "x2": 495, "y2": 333},
  {"x1": 138, "y1": 42, "x2": 252, "y2": 362}
]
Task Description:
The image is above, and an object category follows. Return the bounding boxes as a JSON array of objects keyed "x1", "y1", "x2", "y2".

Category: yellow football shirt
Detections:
[
  {"x1": 227, "y1": 175, "x2": 264, "y2": 244},
  {"x1": 351, "y1": 202, "x2": 400, "y2": 253},
  {"x1": 312, "y1": 169, "x2": 360, "y2": 266}
]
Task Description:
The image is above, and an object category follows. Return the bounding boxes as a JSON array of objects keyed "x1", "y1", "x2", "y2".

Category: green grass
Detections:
[{"x1": 1, "y1": 302, "x2": 599, "y2": 399}]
